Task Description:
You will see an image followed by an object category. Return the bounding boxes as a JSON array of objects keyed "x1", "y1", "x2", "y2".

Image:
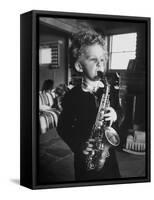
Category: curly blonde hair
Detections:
[{"x1": 71, "y1": 31, "x2": 107, "y2": 61}]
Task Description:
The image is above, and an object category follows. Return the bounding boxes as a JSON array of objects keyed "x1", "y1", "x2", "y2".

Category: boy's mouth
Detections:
[
  {"x1": 95, "y1": 71, "x2": 104, "y2": 80},
  {"x1": 93, "y1": 75, "x2": 101, "y2": 81}
]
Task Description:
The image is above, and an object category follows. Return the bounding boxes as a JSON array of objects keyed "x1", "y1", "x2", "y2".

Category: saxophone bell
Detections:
[{"x1": 105, "y1": 127, "x2": 120, "y2": 147}]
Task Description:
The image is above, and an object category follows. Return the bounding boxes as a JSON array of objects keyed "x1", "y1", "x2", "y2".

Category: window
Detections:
[
  {"x1": 109, "y1": 33, "x2": 137, "y2": 70},
  {"x1": 39, "y1": 41, "x2": 62, "y2": 68}
]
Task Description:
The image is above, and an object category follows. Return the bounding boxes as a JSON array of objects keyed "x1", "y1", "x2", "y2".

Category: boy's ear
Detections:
[{"x1": 75, "y1": 62, "x2": 83, "y2": 72}]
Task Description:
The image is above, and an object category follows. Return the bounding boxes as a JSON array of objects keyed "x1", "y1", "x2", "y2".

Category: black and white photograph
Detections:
[
  {"x1": 1, "y1": 0, "x2": 154, "y2": 198},
  {"x1": 36, "y1": 11, "x2": 150, "y2": 188}
]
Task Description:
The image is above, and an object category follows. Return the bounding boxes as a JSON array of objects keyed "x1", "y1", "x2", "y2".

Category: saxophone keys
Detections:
[
  {"x1": 106, "y1": 151, "x2": 110, "y2": 157},
  {"x1": 91, "y1": 150, "x2": 95, "y2": 156},
  {"x1": 100, "y1": 143, "x2": 104, "y2": 150},
  {"x1": 88, "y1": 162, "x2": 95, "y2": 170},
  {"x1": 83, "y1": 150, "x2": 89, "y2": 155},
  {"x1": 96, "y1": 121, "x2": 103, "y2": 128}
]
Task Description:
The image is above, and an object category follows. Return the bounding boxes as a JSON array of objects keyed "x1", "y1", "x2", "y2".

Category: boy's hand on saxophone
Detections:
[
  {"x1": 82, "y1": 139, "x2": 95, "y2": 155},
  {"x1": 102, "y1": 107, "x2": 117, "y2": 126}
]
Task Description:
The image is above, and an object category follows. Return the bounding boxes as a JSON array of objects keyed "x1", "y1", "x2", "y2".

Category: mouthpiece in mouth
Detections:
[
  {"x1": 97, "y1": 71, "x2": 104, "y2": 78},
  {"x1": 96, "y1": 71, "x2": 106, "y2": 82}
]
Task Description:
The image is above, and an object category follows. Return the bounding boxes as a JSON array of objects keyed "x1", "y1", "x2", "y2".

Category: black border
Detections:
[{"x1": 20, "y1": 10, "x2": 151, "y2": 189}]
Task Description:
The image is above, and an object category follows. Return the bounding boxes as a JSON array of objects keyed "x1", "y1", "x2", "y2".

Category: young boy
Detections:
[{"x1": 57, "y1": 31, "x2": 123, "y2": 181}]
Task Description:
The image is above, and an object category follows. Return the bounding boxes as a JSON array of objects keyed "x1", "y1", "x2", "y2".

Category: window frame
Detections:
[{"x1": 108, "y1": 32, "x2": 137, "y2": 72}]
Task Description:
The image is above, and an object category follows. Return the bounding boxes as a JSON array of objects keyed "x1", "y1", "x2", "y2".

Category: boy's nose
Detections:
[
  {"x1": 96, "y1": 60, "x2": 102, "y2": 68},
  {"x1": 96, "y1": 61, "x2": 100, "y2": 67}
]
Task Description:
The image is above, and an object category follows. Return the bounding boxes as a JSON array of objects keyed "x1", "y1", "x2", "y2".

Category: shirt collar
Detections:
[{"x1": 81, "y1": 79, "x2": 104, "y2": 93}]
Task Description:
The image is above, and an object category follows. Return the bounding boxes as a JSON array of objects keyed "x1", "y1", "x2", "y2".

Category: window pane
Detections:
[
  {"x1": 111, "y1": 52, "x2": 136, "y2": 70},
  {"x1": 112, "y1": 33, "x2": 137, "y2": 52},
  {"x1": 39, "y1": 48, "x2": 52, "y2": 64}
]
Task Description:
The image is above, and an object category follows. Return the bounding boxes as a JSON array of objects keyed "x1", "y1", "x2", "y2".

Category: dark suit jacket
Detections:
[
  {"x1": 57, "y1": 84, "x2": 123, "y2": 153},
  {"x1": 57, "y1": 84, "x2": 124, "y2": 180}
]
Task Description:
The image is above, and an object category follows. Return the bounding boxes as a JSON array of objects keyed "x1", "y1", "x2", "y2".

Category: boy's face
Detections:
[{"x1": 78, "y1": 44, "x2": 106, "y2": 81}]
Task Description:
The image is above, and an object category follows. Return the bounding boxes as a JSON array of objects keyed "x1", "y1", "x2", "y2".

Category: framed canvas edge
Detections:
[
  {"x1": 20, "y1": 11, "x2": 33, "y2": 189},
  {"x1": 20, "y1": 10, "x2": 151, "y2": 190}
]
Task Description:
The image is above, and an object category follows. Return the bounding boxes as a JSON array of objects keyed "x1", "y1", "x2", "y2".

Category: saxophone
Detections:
[{"x1": 85, "y1": 72, "x2": 120, "y2": 171}]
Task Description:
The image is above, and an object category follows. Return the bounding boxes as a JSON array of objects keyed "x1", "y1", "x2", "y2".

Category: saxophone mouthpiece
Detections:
[
  {"x1": 97, "y1": 71, "x2": 107, "y2": 85},
  {"x1": 97, "y1": 71, "x2": 104, "y2": 79}
]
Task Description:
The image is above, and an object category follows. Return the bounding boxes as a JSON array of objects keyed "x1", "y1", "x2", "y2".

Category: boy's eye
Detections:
[
  {"x1": 90, "y1": 58, "x2": 97, "y2": 62},
  {"x1": 90, "y1": 58, "x2": 105, "y2": 63},
  {"x1": 100, "y1": 59, "x2": 105, "y2": 63}
]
